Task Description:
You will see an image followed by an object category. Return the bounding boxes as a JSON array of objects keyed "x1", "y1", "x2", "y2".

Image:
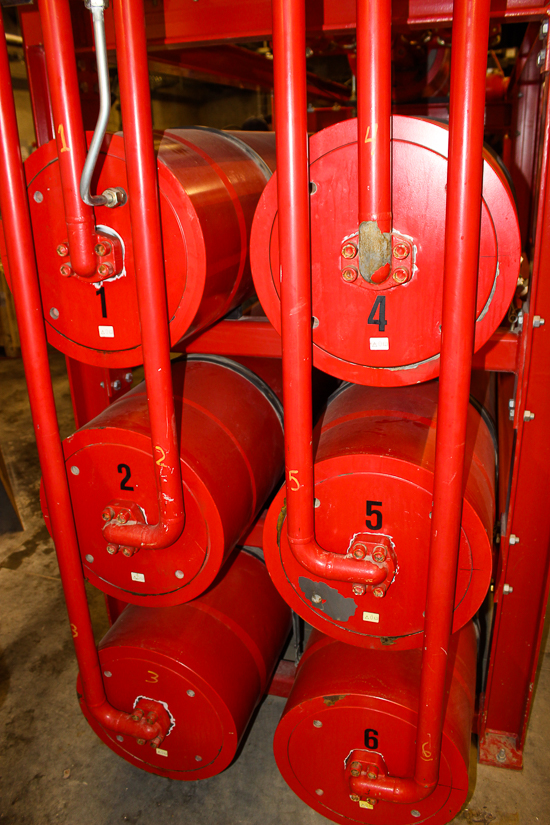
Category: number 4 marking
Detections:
[{"x1": 368, "y1": 296, "x2": 387, "y2": 332}]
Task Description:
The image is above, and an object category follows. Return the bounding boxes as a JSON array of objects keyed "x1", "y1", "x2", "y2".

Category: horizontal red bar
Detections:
[
  {"x1": 181, "y1": 319, "x2": 283, "y2": 358},
  {"x1": 472, "y1": 329, "x2": 519, "y2": 372}
]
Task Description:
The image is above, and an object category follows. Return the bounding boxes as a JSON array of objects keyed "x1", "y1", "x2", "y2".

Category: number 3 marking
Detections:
[
  {"x1": 146, "y1": 670, "x2": 159, "y2": 684},
  {"x1": 288, "y1": 470, "x2": 300, "y2": 491},
  {"x1": 70, "y1": 624, "x2": 78, "y2": 638}
]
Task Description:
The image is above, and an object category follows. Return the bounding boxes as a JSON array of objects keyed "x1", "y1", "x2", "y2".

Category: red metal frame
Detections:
[{"x1": 4, "y1": 0, "x2": 550, "y2": 802}]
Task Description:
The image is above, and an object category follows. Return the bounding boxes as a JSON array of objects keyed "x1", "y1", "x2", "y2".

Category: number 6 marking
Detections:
[{"x1": 287, "y1": 470, "x2": 300, "y2": 491}]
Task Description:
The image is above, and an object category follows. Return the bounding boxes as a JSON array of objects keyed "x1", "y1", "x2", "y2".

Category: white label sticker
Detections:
[
  {"x1": 98, "y1": 325, "x2": 115, "y2": 338},
  {"x1": 362, "y1": 611, "x2": 380, "y2": 623},
  {"x1": 156, "y1": 748, "x2": 168, "y2": 757},
  {"x1": 131, "y1": 572, "x2": 145, "y2": 582},
  {"x1": 369, "y1": 337, "x2": 389, "y2": 351},
  {"x1": 359, "y1": 800, "x2": 375, "y2": 809}
]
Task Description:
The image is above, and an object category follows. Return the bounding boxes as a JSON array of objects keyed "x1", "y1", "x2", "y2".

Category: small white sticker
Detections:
[
  {"x1": 131, "y1": 572, "x2": 145, "y2": 582},
  {"x1": 98, "y1": 325, "x2": 115, "y2": 338},
  {"x1": 156, "y1": 748, "x2": 168, "y2": 757},
  {"x1": 363, "y1": 611, "x2": 380, "y2": 623},
  {"x1": 369, "y1": 337, "x2": 389, "y2": 350}
]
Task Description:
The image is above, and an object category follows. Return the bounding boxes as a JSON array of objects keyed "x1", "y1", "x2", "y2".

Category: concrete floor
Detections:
[{"x1": 1, "y1": 349, "x2": 549, "y2": 825}]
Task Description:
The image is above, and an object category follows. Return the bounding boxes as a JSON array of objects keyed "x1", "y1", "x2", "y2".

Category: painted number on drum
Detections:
[
  {"x1": 364, "y1": 728, "x2": 379, "y2": 749},
  {"x1": 366, "y1": 501, "x2": 383, "y2": 530},
  {"x1": 146, "y1": 670, "x2": 159, "y2": 684},
  {"x1": 118, "y1": 463, "x2": 134, "y2": 491},
  {"x1": 288, "y1": 470, "x2": 300, "y2": 491},
  {"x1": 368, "y1": 295, "x2": 387, "y2": 332}
]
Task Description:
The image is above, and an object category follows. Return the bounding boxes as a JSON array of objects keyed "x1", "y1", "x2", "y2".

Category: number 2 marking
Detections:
[
  {"x1": 118, "y1": 463, "x2": 134, "y2": 491},
  {"x1": 288, "y1": 470, "x2": 300, "y2": 491},
  {"x1": 146, "y1": 670, "x2": 159, "y2": 684},
  {"x1": 57, "y1": 123, "x2": 70, "y2": 153}
]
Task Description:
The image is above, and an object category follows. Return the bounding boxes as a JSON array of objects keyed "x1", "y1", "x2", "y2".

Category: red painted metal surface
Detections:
[
  {"x1": 12, "y1": 128, "x2": 275, "y2": 368},
  {"x1": 65, "y1": 358, "x2": 133, "y2": 429},
  {"x1": 273, "y1": 623, "x2": 476, "y2": 824},
  {"x1": 0, "y1": 8, "x2": 168, "y2": 747},
  {"x1": 251, "y1": 116, "x2": 520, "y2": 385},
  {"x1": 43, "y1": 357, "x2": 284, "y2": 606},
  {"x1": 37, "y1": 0, "x2": 96, "y2": 278},
  {"x1": 79, "y1": 550, "x2": 292, "y2": 779},
  {"x1": 264, "y1": 381, "x2": 495, "y2": 649}
]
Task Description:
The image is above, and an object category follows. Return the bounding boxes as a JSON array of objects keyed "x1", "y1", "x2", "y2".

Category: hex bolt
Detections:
[
  {"x1": 150, "y1": 736, "x2": 163, "y2": 748},
  {"x1": 392, "y1": 267, "x2": 410, "y2": 284},
  {"x1": 392, "y1": 243, "x2": 409, "y2": 260},
  {"x1": 342, "y1": 267, "x2": 358, "y2": 282},
  {"x1": 523, "y1": 410, "x2": 535, "y2": 421},
  {"x1": 496, "y1": 748, "x2": 507, "y2": 763},
  {"x1": 311, "y1": 593, "x2": 323, "y2": 604},
  {"x1": 147, "y1": 712, "x2": 158, "y2": 724},
  {"x1": 121, "y1": 546, "x2": 136, "y2": 557},
  {"x1": 352, "y1": 583, "x2": 366, "y2": 596},
  {"x1": 57, "y1": 243, "x2": 69, "y2": 257},
  {"x1": 341, "y1": 243, "x2": 357, "y2": 259},
  {"x1": 124, "y1": 372, "x2": 133, "y2": 383},
  {"x1": 350, "y1": 794, "x2": 360, "y2": 803},
  {"x1": 352, "y1": 543, "x2": 367, "y2": 559},
  {"x1": 98, "y1": 262, "x2": 113, "y2": 278},
  {"x1": 509, "y1": 534, "x2": 520, "y2": 545},
  {"x1": 350, "y1": 769, "x2": 360, "y2": 777},
  {"x1": 95, "y1": 242, "x2": 111, "y2": 257},
  {"x1": 533, "y1": 315, "x2": 545, "y2": 327},
  {"x1": 537, "y1": 49, "x2": 546, "y2": 67},
  {"x1": 372, "y1": 545, "x2": 386, "y2": 562},
  {"x1": 373, "y1": 587, "x2": 385, "y2": 598},
  {"x1": 350, "y1": 761, "x2": 361, "y2": 770},
  {"x1": 102, "y1": 508, "x2": 113, "y2": 521},
  {"x1": 117, "y1": 512, "x2": 128, "y2": 524},
  {"x1": 136, "y1": 738, "x2": 146, "y2": 746},
  {"x1": 503, "y1": 583, "x2": 514, "y2": 595},
  {"x1": 111, "y1": 379, "x2": 122, "y2": 391},
  {"x1": 367, "y1": 771, "x2": 377, "y2": 780},
  {"x1": 106, "y1": 544, "x2": 118, "y2": 555}
]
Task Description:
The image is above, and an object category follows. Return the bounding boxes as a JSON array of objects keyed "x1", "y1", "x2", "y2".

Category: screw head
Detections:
[
  {"x1": 136, "y1": 738, "x2": 146, "y2": 746},
  {"x1": 311, "y1": 593, "x2": 323, "y2": 604},
  {"x1": 351, "y1": 761, "x2": 361, "y2": 770},
  {"x1": 350, "y1": 769, "x2": 360, "y2": 777},
  {"x1": 342, "y1": 267, "x2": 358, "y2": 282},
  {"x1": 367, "y1": 771, "x2": 377, "y2": 780},
  {"x1": 124, "y1": 372, "x2": 133, "y2": 383},
  {"x1": 313, "y1": 719, "x2": 323, "y2": 728},
  {"x1": 85, "y1": 554, "x2": 94, "y2": 563},
  {"x1": 111, "y1": 379, "x2": 122, "y2": 391},
  {"x1": 175, "y1": 570, "x2": 185, "y2": 579},
  {"x1": 106, "y1": 544, "x2": 118, "y2": 555},
  {"x1": 102, "y1": 509, "x2": 112, "y2": 522},
  {"x1": 392, "y1": 267, "x2": 410, "y2": 283},
  {"x1": 187, "y1": 689, "x2": 195, "y2": 697},
  {"x1": 372, "y1": 546, "x2": 386, "y2": 562},
  {"x1": 33, "y1": 190, "x2": 44, "y2": 203},
  {"x1": 341, "y1": 243, "x2": 357, "y2": 259},
  {"x1": 116, "y1": 735, "x2": 124, "y2": 742},
  {"x1": 98, "y1": 262, "x2": 113, "y2": 277},
  {"x1": 352, "y1": 543, "x2": 366, "y2": 559},
  {"x1": 350, "y1": 794, "x2": 360, "y2": 803},
  {"x1": 496, "y1": 748, "x2": 507, "y2": 762},
  {"x1": 392, "y1": 243, "x2": 409, "y2": 260},
  {"x1": 50, "y1": 307, "x2": 60, "y2": 320},
  {"x1": 121, "y1": 547, "x2": 133, "y2": 557},
  {"x1": 59, "y1": 264, "x2": 72, "y2": 277},
  {"x1": 57, "y1": 243, "x2": 69, "y2": 257},
  {"x1": 373, "y1": 587, "x2": 385, "y2": 598},
  {"x1": 95, "y1": 242, "x2": 111, "y2": 256},
  {"x1": 117, "y1": 513, "x2": 128, "y2": 524},
  {"x1": 352, "y1": 583, "x2": 366, "y2": 596}
]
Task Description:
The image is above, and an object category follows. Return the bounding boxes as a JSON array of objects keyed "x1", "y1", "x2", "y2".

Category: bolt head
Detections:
[
  {"x1": 350, "y1": 794, "x2": 360, "y2": 803},
  {"x1": 136, "y1": 738, "x2": 146, "y2": 746},
  {"x1": 56, "y1": 243, "x2": 69, "y2": 257},
  {"x1": 95, "y1": 242, "x2": 111, "y2": 256},
  {"x1": 352, "y1": 583, "x2": 366, "y2": 596},
  {"x1": 341, "y1": 243, "x2": 357, "y2": 259},
  {"x1": 367, "y1": 771, "x2": 377, "y2": 780},
  {"x1": 60, "y1": 264, "x2": 72, "y2": 277},
  {"x1": 121, "y1": 547, "x2": 133, "y2": 557},
  {"x1": 350, "y1": 761, "x2": 361, "y2": 770},
  {"x1": 106, "y1": 544, "x2": 118, "y2": 555},
  {"x1": 311, "y1": 593, "x2": 323, "y2": 604},
  {"x1": 372, "y1": 545, "x2": 386, "y2": 562},
  {"x1": 342, "y1": 267, "x2": 358, "y2": 282},
  {"x1": 117, "y1": 513, "x2": 128, "y2": 524},
  {"x1": 496, "y1": 748, "x2": 507, "y2": 762},
  {"x1": 98, "y1": 262, "x2": 113, "y2": 277},
  {"x1": 392, "y1": 243, "x2": 409, "y2": 260},
  {"x1": 102, "y1": 509, "x2": 112, "y2": 521},
  {"x1": 392, "y1": 267, "x2": 410, "y2": 283},
  {"x1": 352, "y1": 543, "x2": 367, "y2": 559},
  {"x1": 373, "y1": 587, "x2": 385, "y2": 598},
  {"x1": 350, "y1": 769, "x2": 360, "y2": 777}
]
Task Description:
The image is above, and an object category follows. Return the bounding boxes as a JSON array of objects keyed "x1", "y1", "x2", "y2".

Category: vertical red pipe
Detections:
[
  {"x1": 415, "y1": 0, "x2": 491, "y2": 791},
  {"x1": 356, "y1": 0, "x2": 392, "y2": 233},
  {"x1": 272, "y1": 0, "x2": 314, "y2": 545},
  {"x1": 105, "y1": 0, "x2": 184, "y2": 549},
  {"x1": 37, "y1": 0, "x2": 96, "y2": 277}
]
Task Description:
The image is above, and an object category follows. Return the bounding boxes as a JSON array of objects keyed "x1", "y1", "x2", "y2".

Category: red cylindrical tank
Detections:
[
  {"x1": 274, "y1": 623, "x2": 476, "y2": 825},
  {"x1": 79, "y1": 549, "x2": 293, "y2": 780},
  {"x1": 42, "y1": 355, "x2": 284, "y2": 605},
  {"x1": 13, "y1": 128, "x2": 275, "y2": 367},
  {"x1": 251, "y1": 116, "x2": 520, "y2": 386},
  {"x1": 264, "y1": 380, "x2": 495, "y2": 648}
]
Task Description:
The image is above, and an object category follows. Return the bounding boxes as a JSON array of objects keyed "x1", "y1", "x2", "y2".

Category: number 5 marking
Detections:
[
  {"x1": 154, "y1": 445, "x2": 167, "y2": 469},
  {"x1": 57, "y1": 123, "x2": 70, "y2": 153},
  {"x1": 146, "y1": 670, "x2": 159, "y2": 684},
  {"x1": 288, "y1": 470, "x2": 300, "y2": 491}
]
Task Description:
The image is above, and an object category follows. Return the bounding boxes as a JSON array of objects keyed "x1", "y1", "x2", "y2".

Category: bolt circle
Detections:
[
  {"x1": 341, "y1": 243, "x2": 357, "y2": 259},
  {"x1": 392, "y1": 267, "x2": 410, "y2": 284},
  {"x1": 342, "y1": 267, "x2": 358, "y2": 282},
  {"x1": 392, "y1": 243, "x2": 409, "y2": 259}
]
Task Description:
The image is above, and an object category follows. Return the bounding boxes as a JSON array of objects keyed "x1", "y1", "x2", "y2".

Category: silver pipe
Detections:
[{"x1": 80, "y1": 1, "x2": 125, "y2": 208}]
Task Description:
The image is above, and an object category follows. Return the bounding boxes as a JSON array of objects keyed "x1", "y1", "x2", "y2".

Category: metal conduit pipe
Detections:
[
  {"x1": 350, "y1": 0, "x2": 492, "y2": 803},
  {"x1": 37, "y1": 0, "x2": 97, "y2": 277},
  {"x1": 103, "y1": 0, "x2": 185, "y2": 550},
  {"x1": 0, "y1": 11, "x2": 166, "y2": 745}
]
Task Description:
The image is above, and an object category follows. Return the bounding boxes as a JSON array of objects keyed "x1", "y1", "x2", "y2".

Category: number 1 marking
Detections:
[{"x1": 57, "y1": 123, "x2": 70, "y2": 153}]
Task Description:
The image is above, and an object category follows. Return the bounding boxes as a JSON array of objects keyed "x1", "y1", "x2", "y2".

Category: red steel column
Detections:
[
  {"x1": 0, "y1": 12, "x2": 164, "y2": 745},
  {"x1": 350, "y1": 0, "x2": 491, "y2": 803},
  {"x1": 37, "y1": 0, "x2": 96, "y2": 277},
  {"x1": 105, "y1": 0, "x2": 184, "y2": 549},
  {"x1": 356, "y1": 0, "x2": 392, "y2": 233}
]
